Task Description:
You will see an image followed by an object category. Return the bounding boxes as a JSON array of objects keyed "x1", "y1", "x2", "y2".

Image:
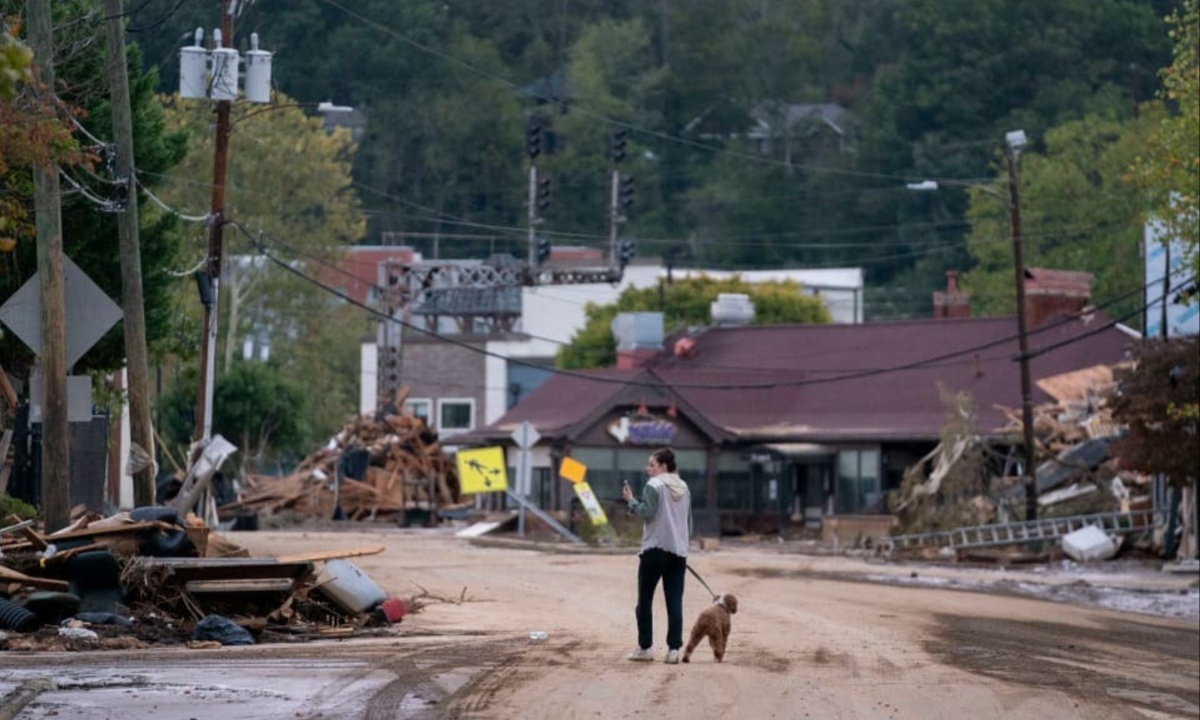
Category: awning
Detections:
[{"x1": 747, "y1": 443, "x2": 836, "y2": 461}]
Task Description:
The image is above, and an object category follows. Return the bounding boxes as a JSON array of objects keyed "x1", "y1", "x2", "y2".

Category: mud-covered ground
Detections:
[{"x1": 0, "y1": 528, "x2": 1196, "y2": 719}]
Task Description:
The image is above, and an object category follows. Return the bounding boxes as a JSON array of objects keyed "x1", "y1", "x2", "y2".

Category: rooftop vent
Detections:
[{"x1": 711, "y1": 293, "x2": 755, "y2": 327}]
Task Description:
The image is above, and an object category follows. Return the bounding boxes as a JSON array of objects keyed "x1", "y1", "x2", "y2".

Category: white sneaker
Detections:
[
  {"x1": 627, "y1": 647, "x2": 655, "y2": 661},
  {"x1": 665, "y1": 649, "x2": 681, "y2": 664}
]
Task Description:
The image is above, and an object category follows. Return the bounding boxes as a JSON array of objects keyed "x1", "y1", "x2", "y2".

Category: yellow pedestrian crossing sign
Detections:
[{"x1": 456, "y1": 446, "x2": 509, "y2": 494}]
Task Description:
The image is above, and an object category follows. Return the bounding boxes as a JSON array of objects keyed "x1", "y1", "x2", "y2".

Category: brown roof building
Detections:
[{"x1": 468, "y1": 280, "x2": 1135, "y2": 535}]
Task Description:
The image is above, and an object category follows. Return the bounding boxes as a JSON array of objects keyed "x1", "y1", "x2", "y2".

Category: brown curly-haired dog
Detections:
[{"x1": 682, "y1": 593, "x2": 738, "y2": 663}]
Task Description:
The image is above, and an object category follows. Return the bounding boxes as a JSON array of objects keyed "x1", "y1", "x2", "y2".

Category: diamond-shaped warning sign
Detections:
[
  {"x1": 0, "y1": 255, "x2": 122, "y2": 368},
  {"x1": 456, "y1": 446, "x2": 509, "y2": 494}
]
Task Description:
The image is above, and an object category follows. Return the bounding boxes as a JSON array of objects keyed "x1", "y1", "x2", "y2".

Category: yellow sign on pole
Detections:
[
  {"x1": 559, "y1": 456, "x2": 587, "y2": 484},
  {"x1": 456, "y1": 446, "x2": 509, "y2": 494},
  {"x1": 573, "y1": 481, "x2": 608, "y2": 525}
]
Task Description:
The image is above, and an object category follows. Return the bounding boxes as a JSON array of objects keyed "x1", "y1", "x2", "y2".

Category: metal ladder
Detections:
[{"x1": 884, "y1": 509, "x2": 1161, "y2": 554}]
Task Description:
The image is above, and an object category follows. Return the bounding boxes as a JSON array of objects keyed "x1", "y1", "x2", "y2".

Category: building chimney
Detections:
[
  {"x1": 933, "y1": 270, "x2": 970, "y2": 319},
  {"x1": 612, "y1": 312, "x2": 664, "y2": 369},
  {"x1": 1023, "y1": 268, "x2": 1093, "y2": 328}
]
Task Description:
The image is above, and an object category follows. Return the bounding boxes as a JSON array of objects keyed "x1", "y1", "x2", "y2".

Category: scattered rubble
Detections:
[
  {"x1": 889, "y1": 365, "x2": 1172, "y2": 560},
  {"x1": 0, "y1": 507, "x2": 423, "y2": 652},
  {"x1": 219, "y1": 392, "x2": 468, "y2": 525}
]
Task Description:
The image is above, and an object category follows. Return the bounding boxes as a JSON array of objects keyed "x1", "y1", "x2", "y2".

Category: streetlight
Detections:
[{"x1": 908, "y1": 129, "x2": 1039, "y2": 522}]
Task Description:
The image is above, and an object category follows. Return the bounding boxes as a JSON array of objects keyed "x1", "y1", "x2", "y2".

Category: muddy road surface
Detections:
[{"x1": 1, "y1": 528, "x2": 1196, "y2": 719}]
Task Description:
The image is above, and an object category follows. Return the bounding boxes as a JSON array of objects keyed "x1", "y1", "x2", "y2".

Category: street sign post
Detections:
[
  {"x1": 0, "y1": 256, "x2": 124, "y2": 422},
  {"x1": 510, "y1": 421, "x2": 541, "y2": 537}
]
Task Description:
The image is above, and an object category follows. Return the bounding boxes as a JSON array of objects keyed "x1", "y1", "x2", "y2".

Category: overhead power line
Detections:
[{"x1": 233, "y1": 221, "x2": 1179, "y2": 393}]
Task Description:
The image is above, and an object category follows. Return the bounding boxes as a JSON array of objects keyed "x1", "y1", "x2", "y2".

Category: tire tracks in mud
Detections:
[
  {"x1": 924, "y1": 613, "x2": 1200, "y2": 718},
  {"x1": 344, "y1": 635, "x2": 590, "y2": 719}
]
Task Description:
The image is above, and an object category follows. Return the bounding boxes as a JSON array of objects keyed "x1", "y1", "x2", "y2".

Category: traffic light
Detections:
[
  {"x1": 536, "y1": 235, "x2": 552, "y2": 265},
  {"x1": 527, "y1": 124, "x2": 542, "y2": 159},
  {"x1": 537, "y1": 176, "x2": 552, "y2": 210},
  {"x1": 618, "y1": 239, "x2": 635, "y2": 269},
  {"x1": 619, "y1": 175, "x2": 636, "y2": 209},
  {"x1": 611, "y1": 129, "x2": 628, "y2": 162}
]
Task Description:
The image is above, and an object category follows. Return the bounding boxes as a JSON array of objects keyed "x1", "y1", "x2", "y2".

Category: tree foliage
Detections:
[
  {"x1": 120, "y1": 0, "x2": 1178, "y2": 313},
  {"x1": 960, "y1": 111, "x2": 1159, "y2": 326},
  {"x1": 557, "y1": 276, "x2": 830, "y2": 369},
  {"x1": 1137, "y1": 0, "x2": 1199, "y2": 276},
  {"x1": 157, "y1": 359, "x2": 310, "y2": 474},
  {"x1": 156, "y1": 90, "x2": 367, "y2": 451},
  {"x1": 854, "y1": 0, "x2": 1170, "y2": 308},
  {"x1": 1111, "y1": 336, "x2": 1199, "y2": 484},
  {"x1": 1, "y1": 2, "x2": 186, "y2": 379},
  {"x1": 540, "y1": 19, "x2": 666, "y2": 238},
  {"x1": 0, "y1": 21, "x2": 31, "y2": 101}
]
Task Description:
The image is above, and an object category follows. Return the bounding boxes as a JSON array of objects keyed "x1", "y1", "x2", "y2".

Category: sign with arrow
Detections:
[{"x1": 456, "y1": 446, "x2": 509, "y2": 494}]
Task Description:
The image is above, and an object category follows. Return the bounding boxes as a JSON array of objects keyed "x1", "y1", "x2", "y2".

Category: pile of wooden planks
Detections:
[
  {"x1": 996, "y1": 363, "x2": 1123, "y2": 456},
  {"x1": 220, "y1": 402, "x2": 465, "y2": 522}
]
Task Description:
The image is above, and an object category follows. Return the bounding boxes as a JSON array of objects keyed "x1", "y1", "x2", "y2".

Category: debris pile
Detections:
[
  {"x1": 999, "y1": 363, "x2": 1149, "y2": 517},
  {"x1": 219, "y1": 399, "x2": 467, "y2": 524},
  {"x1": 889, "y1": 365, "x2": 1158, "y2": 558},
  {"x1": 0, "y1": 508, "x2": 419, "y2": 651}
]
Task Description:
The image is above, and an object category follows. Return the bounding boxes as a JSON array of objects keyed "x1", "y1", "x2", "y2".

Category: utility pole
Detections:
[
  {"x1": 609, "y1": 129, "x2": 628, "y2": 273},
  {"x1": 1161, "y1": 242, "x2": 1170, "y2": 338},
  {"x1": 1006, "y1": 131, "x2": 1038, "y2": 523},
  {"x1": 194, "y1": 0, "x2": 234, "y2": 446},
  {"x1": 526, "y1": 123, "x2": 540, "y2": 270},
  {"x1": 104, "y1": 0, "x2": 155, "y2": 506},
  {"x1": 27, "y1": 0, "x2": 70, "y2": 533}
]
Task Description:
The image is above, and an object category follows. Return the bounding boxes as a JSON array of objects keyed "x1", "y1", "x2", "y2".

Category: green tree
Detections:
[
  {"x1": 156, "y1": 91, "x2": 367, "y2": 449},
  {"x1": 1137, "y1": 0, "x2": 1199, "y2": 275},
  {"x1": 1, "y1": 2, "x2": 187, "y2": 378},
  {"x1": 157, "y1": 359, "x2": 310, "y2": 474},
  {"x1": 0, "y1": 22, "x2": 31, "y2": 100},
  {"x1": 558, "y1": 275, "x2": 830, "y2": 369},
  {"x1": 157, "y1": 91, "x2": 364, "y2": 366},
  {"x1": 854, "y1": 0, "x2": 1171, "y2": 300},
  {"x1": 959, "y1": 111, "x2": 1159, "y2": 326},
  {"x1": 540, "y1": 19, "x2": 667, "y2": 240},
  {"x1": 0, "y1": 20, "x2": 36, "y2": 255}
]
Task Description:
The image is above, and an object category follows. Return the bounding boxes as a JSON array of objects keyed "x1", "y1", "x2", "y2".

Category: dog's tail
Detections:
[{"x1": 686, "y1": 564, "x2": 719, "y2": 602}]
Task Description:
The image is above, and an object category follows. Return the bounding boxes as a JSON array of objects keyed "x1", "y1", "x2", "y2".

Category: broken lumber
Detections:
[
  {"x1": 0, "y1": 565, "x2": 69, "y2": 591},
  {"x1": 274, "y1": 546, "x2": 385, "y2": 564}
]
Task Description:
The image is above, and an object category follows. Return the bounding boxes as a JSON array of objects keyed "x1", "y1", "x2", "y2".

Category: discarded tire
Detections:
[
  {"x1": 20, "y1": 591, "x2": 81, "y2": 625},
  {"x1": 0, "y1": 597, "x2": 40, "y2": 633},
  {"x1": 130, "y1": 506, "x2": 195, "y2": 557}
]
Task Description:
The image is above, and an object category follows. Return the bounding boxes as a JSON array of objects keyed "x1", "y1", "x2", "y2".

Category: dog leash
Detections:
[{"x1": 686, "y1": 564, "x2": 719, "y2": 602}]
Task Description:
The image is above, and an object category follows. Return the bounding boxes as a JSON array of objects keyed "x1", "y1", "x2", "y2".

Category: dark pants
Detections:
[{"x1": 635, "y1": 548, "x2": 687, "y2": 650}]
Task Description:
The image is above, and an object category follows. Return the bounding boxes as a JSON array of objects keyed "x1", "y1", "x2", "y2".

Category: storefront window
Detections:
[
  {"x1": 674, "y1": 449, "x2": 707, "y2": 507},
  {"x1": 717, "y1": 452, "x2": 752, "y2": 510},
  {"x1": 617, "y1": 450, "x2": 649, "y2": 501},
  {"x1": 836, "y1": 449, "x2": 881, "y2": 514}
]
